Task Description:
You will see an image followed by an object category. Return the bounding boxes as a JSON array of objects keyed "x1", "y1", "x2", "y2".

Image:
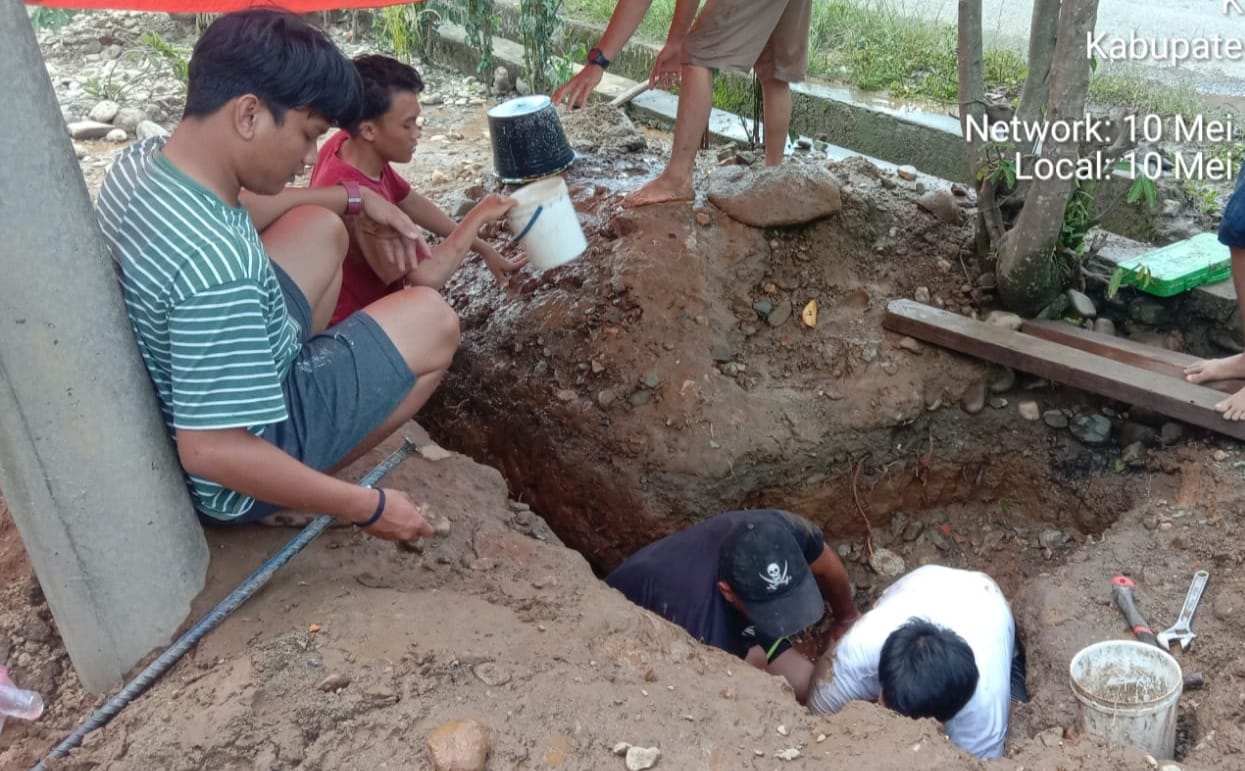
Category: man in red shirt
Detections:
[{"x1": 311, "y1": 55, "x2": 524, "y2": 326}]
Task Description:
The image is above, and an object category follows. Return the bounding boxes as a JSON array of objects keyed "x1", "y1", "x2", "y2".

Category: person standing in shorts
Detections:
[{"x1": 552, "y1": 0, "x2": 812, "y2": 208}]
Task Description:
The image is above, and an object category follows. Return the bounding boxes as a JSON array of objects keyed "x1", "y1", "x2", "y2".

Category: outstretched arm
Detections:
[
  {"x1": 809, "y1": 547, "x2": 861, "y2": 642},
  {"x1": 552, "y1": 0, "x2": 657, "y2": 108},
  {"x1": 398, "y1": 190, "x2": 526, "y2": 284}
]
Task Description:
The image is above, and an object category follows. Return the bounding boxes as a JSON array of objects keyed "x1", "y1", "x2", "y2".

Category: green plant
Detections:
[
  {"x1": 28, "y1": 6, "x2": 75, "y2": 31},
  {"x1": 141, "y1": 31, "x2": 189, "y2": 85},
  {"x1": 549, "y1": 42, "x2": 586, "y2": 91},
  {"x1": 518, "y1": 0, "x2": 564, "y2": 94},
  {"x1": 376, "y1": 2, "x2": 445, "y2": 61},
  {"x1": 456, "y1": 0, "x2": 498, "y2": 77}
]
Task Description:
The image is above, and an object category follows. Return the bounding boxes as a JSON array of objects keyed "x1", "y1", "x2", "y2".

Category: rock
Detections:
[
  {"x1": 88, "y1": 99, "x2": 119, "y2": 123},
  {"x1": 868, "y1": 547, "x2": 905, "y2": 577},
  {"x1": 897, "y1": 165, "x2": 917, "y2": 181},
  {"x1": 1159, "y1": 765, "x2": 1182, "y2": 771},
  {"x1": 1070, "y1": 414, "x2": 1112, "y2": 444},
  {"x1": 1129, "y1": 297, "x2": 1171, "y2": 327},
  {"x1": 1122, "y1": 442, "x2": 1147, "y2": 465},
  {"x1": 1160, "y1": 422, "x2": 1184, "y2": 445},
  {"x1": 556, "y1": 389, "x2": 578, "y2": 402},
  {"x1": 20, "y1": 616, "x2": 52, "y2": 643},
  {"x1": 776, "y1": 748, "x2": 801, "y2": 761},
  {"x1": 492, "y1": 66, "x2": 512, "y2": 92},
  {"x1": 67, "y1": 120, "x2": 113, "y2": 140},
  {"x1": 136, "y1": 120, "x2": 169, "y2": 140},
  {"x1": 317, "y1": 672, "x2": 350, "y2": 691},
  {"x1": 106, "y1": 128, "x2": 128, "y2": 142},
  {"x1": 114, "y1": 106, "x2": 147, "y2": 134},
  {"x1": 695, "y1": 211, "x2": 711, "y2": 227},
  {"x1": 1213, "y1": 449, "x2": 1229, "y2": 461},
  {"x1": 471, "y1": 662, "x2": 511, "y2": 687},
  {"x1": 426, "y1": 719, "x2": 490, "y2": 771},
  {"x1": 989, "y1": 396, "x2": 1008, "y2": 409},
  {"x1": 432, "y1": 516, "x2": 452, "y2": 537},
  {"x1": 430, "y1": 169, "x2": 450, "y2": 184},
  {"x1": 897, "y1": 336, "x2": 922, "y2": 354},
  {"x1": 628, "y1": 390, "x2": 651, "y2": 407},
  {"x1": 613, "y1": 742, "x2": 631, "y2": 756},
  {"x1": 902, "y1": 521, "x2": 924, "y2": 542},
  {"x1": 961, "y1": 381, "x2": 987, "y2": 415},
  {"x1": 1042, "y1": 410, "x2": 1068, "y2": 429},
  {"x1": 916, "y1": 190, "x2": 960, "y2": 224},
  {"x1": 984, "y1": 311, "x2": 1023, "y2": 331},
  {"x1": 1066, "y1": 289, "x2": 1097, "y2": 318},
  {"x1": 990, "y1": 366, "x2": 1015, "y2": 394},
  {"x1": 421, "y1": 93, "x2": 444, "y2": 106},
  {"x1": 1037, "y1": 727, "x2": 1064, "y2": 748},
  {"x1": 752, "y1": 299, "x2": 774, "y2": 316},
  {"x1": 625, "y1": 745, "x2": 661, "y2": 770},
  {"x1": 914, "y1": 287, "x2": 931, "y2": 304},
  {"x1": 1093, "y1": 317, "x2": 1116, "y2": 336},
  {"x1": 1118, "y1": 421, "x2": 1158, "y2": 447},
  {"x1": 707, "y1": 164, "x2": 842, "y2": 227},
  {"x1": 710, "y1": 343, "x2": 733, "y2": 362},
  {"x1": 767, "y1": 299, "x2": 793, "y2": 327},
  {"x1": 1018, "y1": 401, "x2": 1041, "y2": 421}
]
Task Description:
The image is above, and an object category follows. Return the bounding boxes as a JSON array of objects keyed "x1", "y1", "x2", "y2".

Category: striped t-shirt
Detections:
[{"x1": 96, "y1": 138, "x2": 302, "y2": 520}]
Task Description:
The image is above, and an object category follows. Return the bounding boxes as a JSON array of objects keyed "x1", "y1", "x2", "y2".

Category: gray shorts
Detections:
[
  {"x1": 221, "y1": 263, "x2": 416, "y2": 524},
  {"x1": 685, "y1": 0, "x2": 812, "y2": 82}
]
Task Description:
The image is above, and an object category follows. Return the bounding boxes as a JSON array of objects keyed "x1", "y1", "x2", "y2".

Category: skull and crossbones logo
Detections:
[{"x1": 759, "y1": 561, "x2": 791, "y2": 592}]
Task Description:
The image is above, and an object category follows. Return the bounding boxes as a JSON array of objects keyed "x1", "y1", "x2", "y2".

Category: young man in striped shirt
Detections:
[{"x1": 96, "y1": 9, "x2": 513, "y2": 541}]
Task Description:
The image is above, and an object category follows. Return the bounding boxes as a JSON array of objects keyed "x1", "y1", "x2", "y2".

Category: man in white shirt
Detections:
[{"x1": 806, "y1": 565, "x2": 1023, "y2": 759}]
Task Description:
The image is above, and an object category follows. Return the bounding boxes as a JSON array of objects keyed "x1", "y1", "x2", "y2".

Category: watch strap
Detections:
[
  {"x1": 588, "y1": 47, "x2": 611, "y2": 69},
  {"x1": 339, "y1": 179, "x2": 363, "y2": 216}
]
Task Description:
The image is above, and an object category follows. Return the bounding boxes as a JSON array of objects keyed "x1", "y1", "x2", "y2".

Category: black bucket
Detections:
[{"x1": 486, "y1": 95, "x2": 576, "y2": 184}]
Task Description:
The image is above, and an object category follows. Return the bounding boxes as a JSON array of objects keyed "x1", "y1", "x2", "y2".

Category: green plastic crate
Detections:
[{"x1": 1115, "y1": 233, "x2": 1232, "y2": 297}]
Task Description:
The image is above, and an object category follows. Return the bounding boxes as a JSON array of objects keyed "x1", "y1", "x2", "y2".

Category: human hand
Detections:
[
  {"x1": 480, "y1": 243, "x2": 527, "y2": 286},
  {"x1": 469, "y1": 193, "x2": 518, "y2": 223},
  {"x1": 826, "y1": 612, "x2": 861, "y2": 648},
  {"x1": 649, "y1": 40, "x2": 684, "y2": 90},
  {"x1": 355, "y1": 216, "x2": 432, "y2": 285},
  {"x1": 552, "y1": 66, "x2": 605, "y2": 110},
  {"x1": 360, "y1": 488, "x2": 435, "y2": 542}
]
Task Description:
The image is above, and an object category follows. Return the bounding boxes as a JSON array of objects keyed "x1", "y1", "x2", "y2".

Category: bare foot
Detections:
[
  {"x1": 621, "y1": 175, "x2": 693, "y2": 208},
  {"x1": 1185, "y1": 353, "x2": 1245, "y2": 384},
  {"x1": 1215, "y1": 386, "x2": 1245, "y2": 421}
]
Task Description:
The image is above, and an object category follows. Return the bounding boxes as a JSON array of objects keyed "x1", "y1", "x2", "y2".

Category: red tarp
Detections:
[{"x1": 25, "y1": 0, "x2": 420, "y2": 12}]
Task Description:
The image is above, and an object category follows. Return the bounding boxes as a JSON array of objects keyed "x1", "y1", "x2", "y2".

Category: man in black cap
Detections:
[{"x1": 605, "y1": 509, "x2": 859, "y2": 702}]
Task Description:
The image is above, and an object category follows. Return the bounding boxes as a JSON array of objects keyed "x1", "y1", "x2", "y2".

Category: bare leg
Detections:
[
  {"x1": 759, "y1": 73, "x2": 792, "y2": 166},
  {"x1": 261, "y1": 205, "x2": 348, "y2": 334},
  {"x1": 622, "y1": 64, "x2": 711, "y2": 208},
  {"x1": 1186, "y1": 248, "x2": 1245, "y2": 386}
]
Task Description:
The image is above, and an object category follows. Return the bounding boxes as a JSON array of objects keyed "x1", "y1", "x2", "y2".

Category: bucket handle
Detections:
[{"x1": 513, "y1": 205, "x2": 544, "y2": 242}]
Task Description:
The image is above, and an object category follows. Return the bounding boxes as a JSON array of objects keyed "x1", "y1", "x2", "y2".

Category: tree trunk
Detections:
[
  {"x1": 1015, "y1": 0, "x2": 1062, "y2": 126},
  {"x1": 958, "y1": 0, "x2": 1007, "y2": 249},
  {"x1": 996, "y1": 0, "x2": 1100, "y2": 314}
]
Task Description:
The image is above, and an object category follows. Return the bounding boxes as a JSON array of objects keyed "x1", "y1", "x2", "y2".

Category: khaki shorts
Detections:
[{"x1": 684, "y1": 0, "x2": 812, "y2": 82}]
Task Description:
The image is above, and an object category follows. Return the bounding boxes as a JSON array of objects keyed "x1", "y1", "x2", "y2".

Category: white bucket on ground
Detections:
[
  {"x1": 506, "y1": 176, "x2": 587, "y2": 270},
  {"x1": 1069, "y1": 640, "x2": 1183, "y2": 758}
]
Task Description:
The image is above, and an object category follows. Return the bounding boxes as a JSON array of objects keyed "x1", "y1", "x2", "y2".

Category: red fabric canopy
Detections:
[{"x1": 26, "y1": 0, "x2": 419, "y2": 12}]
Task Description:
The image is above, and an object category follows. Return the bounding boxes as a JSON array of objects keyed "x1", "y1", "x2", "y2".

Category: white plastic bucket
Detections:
[
  {"x1": 1069, "y1": 640, "x2": 1183, "y2": 758},
  {"x1": 506, "y1": 177, "x2": 587, "y2": 270}
]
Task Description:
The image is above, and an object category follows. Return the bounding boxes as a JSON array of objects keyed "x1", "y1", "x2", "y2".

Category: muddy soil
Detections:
[{"x1": 3, "y1": 10, "x2": 1243, "y2": 771}]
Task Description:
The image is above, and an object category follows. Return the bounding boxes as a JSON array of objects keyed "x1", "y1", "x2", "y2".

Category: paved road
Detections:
[{"x1": 902, "y1": 0, "x2": 1245, "y2": 95}]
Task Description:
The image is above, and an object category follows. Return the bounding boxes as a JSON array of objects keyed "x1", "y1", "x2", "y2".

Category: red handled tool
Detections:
[{"x1": 1111, "y1": 575, "x2": 1159, "y2": 646}]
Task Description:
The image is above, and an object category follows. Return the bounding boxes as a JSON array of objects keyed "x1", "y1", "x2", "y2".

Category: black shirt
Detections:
[{"x1": 605, "y1": 509, "x2": 826, "y2": 658}]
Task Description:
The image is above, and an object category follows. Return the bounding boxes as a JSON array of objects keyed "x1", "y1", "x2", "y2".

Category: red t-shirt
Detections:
[{"x1": 309, "y1": 130, "x2": 414, "y2": 326}]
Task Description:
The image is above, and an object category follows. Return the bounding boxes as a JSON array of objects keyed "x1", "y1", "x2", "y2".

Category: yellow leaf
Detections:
[{"x1": 801, "y1": 300, "x2": 818, "y2": 328}]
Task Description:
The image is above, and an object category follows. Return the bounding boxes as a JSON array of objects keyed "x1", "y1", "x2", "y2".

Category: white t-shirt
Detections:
[{"x1": 808, "y1": 565, "x2": 1015, "y2": 759}]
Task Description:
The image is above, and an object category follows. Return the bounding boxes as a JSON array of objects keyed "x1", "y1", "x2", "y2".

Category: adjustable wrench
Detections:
[
  {"x1": 1157, "y1": 570, "x2": 1210, "y2": 652},
  {"x1": 1111, "y1": 575, "x2": 1158, "y2": 646}
]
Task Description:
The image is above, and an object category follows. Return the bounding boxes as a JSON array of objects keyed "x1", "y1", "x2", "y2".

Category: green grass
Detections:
[{"x1": 562, "y1": 0, "x2": 1203, "y2": 117}]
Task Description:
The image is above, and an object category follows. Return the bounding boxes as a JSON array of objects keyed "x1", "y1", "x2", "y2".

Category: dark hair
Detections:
[
  {"x1": 879, "y1": 618, "x2": 979, "y2": 723},
  {"x1": 345, "y1": 55, "x2": 426, "y2": 135},
  {"x1": 184, "y1": 9, "x2": 361, "y2": 127}
]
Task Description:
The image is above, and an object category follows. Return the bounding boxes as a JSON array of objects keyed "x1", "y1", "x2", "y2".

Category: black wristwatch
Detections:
[{"x1": 587, "y1": 47, "x2": 611, "y2": 70}]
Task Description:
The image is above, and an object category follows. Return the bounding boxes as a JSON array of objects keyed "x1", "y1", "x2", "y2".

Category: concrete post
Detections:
[{"x1": 0, "y1": 4, "x2": 209, "y2": 693}]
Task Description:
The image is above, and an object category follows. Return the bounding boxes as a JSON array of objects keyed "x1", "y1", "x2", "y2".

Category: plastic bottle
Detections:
[{"x1": 0, "y1": 666, "x2": 44, "y2": 735}]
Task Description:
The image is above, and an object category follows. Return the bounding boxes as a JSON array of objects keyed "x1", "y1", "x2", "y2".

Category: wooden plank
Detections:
[
  {"x1": 883, "y1": 299, "x2": 1245, "y2": 441},
  {"x1": 1021, "y1": 320, "x2": 1245, "y2": 395}
]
